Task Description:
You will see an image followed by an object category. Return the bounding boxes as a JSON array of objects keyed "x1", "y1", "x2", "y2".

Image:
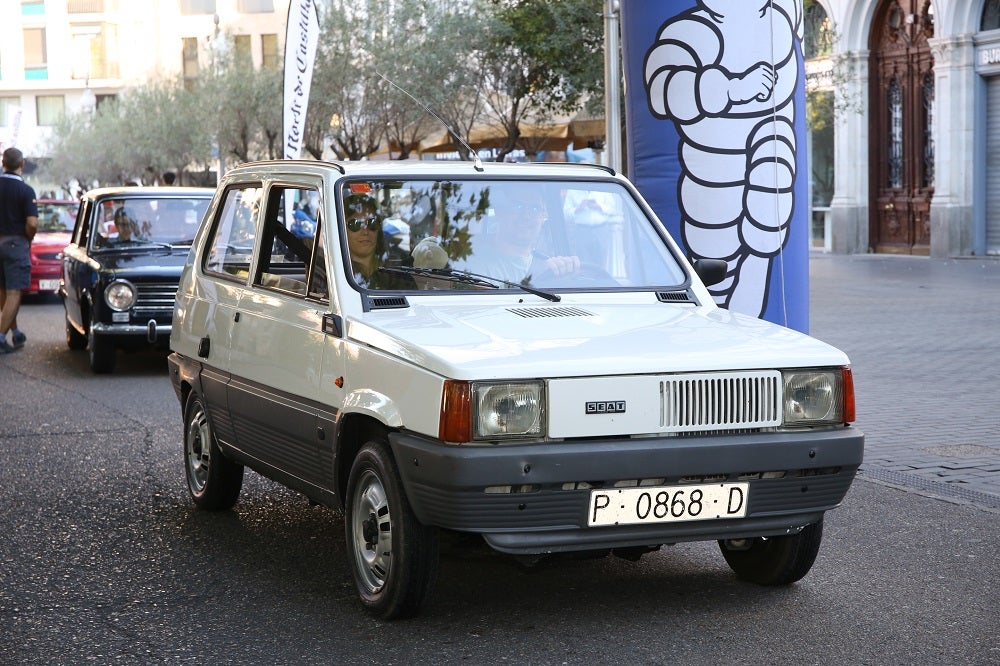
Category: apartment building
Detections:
[
  {"x1": 0, "y1": 0, "x2": 289, "y2": 165},
  {"x1": 4, "y1": 0, "x2": 999, "y2": 257}
]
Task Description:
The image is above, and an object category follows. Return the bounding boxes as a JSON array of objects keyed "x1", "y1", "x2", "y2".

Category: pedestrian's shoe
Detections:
[
  {"x1": 11, "y1": 331, "x2": 26, "y2": 349},
  {"x1": 0, "y1": 339, "x2": 14, "y2": 354}
]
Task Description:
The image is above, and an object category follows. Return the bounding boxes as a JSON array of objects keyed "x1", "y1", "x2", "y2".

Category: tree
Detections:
[
  {"x1": 41, "y1": 0, "x2": 607, "y2": 186},
  {"x1": 373, "y1": 0, "x2": 488, "y2": 159},
  {"x1": 44, "y1": 81, "x2": 214, "y2": 187},
  {"x1": 479, "y1": 0, "x2": 604, "y2": 161},
  {"x1": 199, "y1": 46, "x2": 283, "y2": 165},
  {"x1": 42, "y1": 34, "x2": 278, "y2": 188},
  {"x1": 305, "y1": 1, "x2": 388, "y2": 160}
]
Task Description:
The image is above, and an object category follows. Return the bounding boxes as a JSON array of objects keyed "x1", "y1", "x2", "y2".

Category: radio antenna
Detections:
[{"x1": 377, "y1": 71, "x2": 483, "y2": 171}]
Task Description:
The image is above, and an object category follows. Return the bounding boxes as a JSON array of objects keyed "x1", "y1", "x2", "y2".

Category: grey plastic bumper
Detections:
[{"x1": 388, "y1": 427, "x2": 864, "y2": 554}]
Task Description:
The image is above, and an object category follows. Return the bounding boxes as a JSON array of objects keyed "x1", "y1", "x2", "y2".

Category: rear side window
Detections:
[{"x1": 203, "y1": 185, "x2": 262, "y2": 282}]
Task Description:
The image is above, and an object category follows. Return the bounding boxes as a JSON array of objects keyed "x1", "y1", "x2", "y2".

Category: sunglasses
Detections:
[{"x1": 346, "y1": 215, "x2": 380, "y2": 232}]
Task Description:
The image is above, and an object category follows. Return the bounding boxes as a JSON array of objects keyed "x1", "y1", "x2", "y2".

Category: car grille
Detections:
[
  {"x1": 133, "y1": 282, "x2": 179, "y2": 314},
  {"x1": 660, "y1": 371, "x2": 782, "y2": 432}
]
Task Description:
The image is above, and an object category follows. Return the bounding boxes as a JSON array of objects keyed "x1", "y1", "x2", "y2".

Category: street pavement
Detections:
[
  {"x1": 807, "y1": 252, "x2": 1000, "y2": 512},
  {"x1": 1, "y1": 253, "x2": 998, "y2": 665}
]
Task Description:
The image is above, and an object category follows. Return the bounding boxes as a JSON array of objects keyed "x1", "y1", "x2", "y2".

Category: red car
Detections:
[{"x1": 28, "y1": 199, "x2": 78, "y2": 295}]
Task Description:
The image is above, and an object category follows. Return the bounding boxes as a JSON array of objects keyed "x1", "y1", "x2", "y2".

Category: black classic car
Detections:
[{"x1": 60, "y1": 186, "x2": 214, "y2": 373}]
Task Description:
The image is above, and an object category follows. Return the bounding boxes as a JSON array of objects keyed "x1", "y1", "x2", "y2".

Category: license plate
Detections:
[
  {"x1": 39, "y1": 279, "x2": 59, "y2": 291},
  {"x1": 588, "y1": 482, "x2": 749, "y2": 527}
]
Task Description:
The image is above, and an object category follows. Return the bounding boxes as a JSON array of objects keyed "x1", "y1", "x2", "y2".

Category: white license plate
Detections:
[
  {"x1": 39, "y1": 279, "x2": 59, "y2": 291},
  {"x1": 588, "y1": 482, "x2": 749, "y2": 527}
]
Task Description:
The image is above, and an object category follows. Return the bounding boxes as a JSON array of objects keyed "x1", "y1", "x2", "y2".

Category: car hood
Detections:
[{"x1": 346, "y1": 295, "x2": 850, "y2": 380}]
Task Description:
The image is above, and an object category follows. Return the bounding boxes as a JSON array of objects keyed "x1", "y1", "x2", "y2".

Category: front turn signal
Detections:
[{"x1": 439, "y1": 380, "x2": 472, "y2": 443}]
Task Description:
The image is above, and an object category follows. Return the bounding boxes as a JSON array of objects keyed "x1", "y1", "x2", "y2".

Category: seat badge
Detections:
[{"x1": 585, "y1": 401, "x2": 626, "y2": 414}]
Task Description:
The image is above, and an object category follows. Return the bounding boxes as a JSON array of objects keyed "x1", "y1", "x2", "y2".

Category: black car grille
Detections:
[{"x1": 133, "y1": 282, "x2": 178, "y2": 314}]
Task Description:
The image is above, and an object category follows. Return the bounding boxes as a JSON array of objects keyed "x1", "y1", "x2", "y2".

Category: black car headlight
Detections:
[{"x1": 104, "y1": 280, "x2": 137, "y2": 311}]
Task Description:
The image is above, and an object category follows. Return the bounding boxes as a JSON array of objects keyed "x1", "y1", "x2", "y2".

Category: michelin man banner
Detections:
[{"x1": 621, "y1": 0, "x2": 809, "y2": 333}]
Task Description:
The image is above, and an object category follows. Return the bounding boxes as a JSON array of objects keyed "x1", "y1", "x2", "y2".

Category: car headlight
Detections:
[
  {"x1": 782, "y1": 368, "x2": 849, "y2": 426},
  {"x1": 440, "y1": 380, "x2": 545, "y2": 443},
  {"x1": 104, "y1": 280, "x2": 137, "y2": 311}
]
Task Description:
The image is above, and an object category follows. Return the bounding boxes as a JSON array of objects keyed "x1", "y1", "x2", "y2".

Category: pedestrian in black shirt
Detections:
[{"x1": 0, "y1": 147, "x2": 39, "y2": 353}]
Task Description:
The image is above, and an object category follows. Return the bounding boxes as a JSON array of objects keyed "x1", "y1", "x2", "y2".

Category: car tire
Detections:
[
  {"x1": 183, "y1": 392, "x2": 243, "y2": 510},
  {"x1": 718, "y1": 518, "x2": 823, "y2": 585},
  {"x1": 65, "y1": 316, "x2": 87, "y2": 350},
  {"x1": 87, "y1": 325, "x2": 116, "y2": 374},
  {"x1": 345, "y1": 439, "x2": 439, "y2": 619}
]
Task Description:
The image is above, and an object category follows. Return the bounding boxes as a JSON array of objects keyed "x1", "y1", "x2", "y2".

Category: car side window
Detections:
[
  {"x1": 306, "y1": 222, "x2": 328, "y2": 302},
  {"x1": 203, "y1": 185, "x2": 262, "y2": 282},
  {"x1": 253, "y1": 186, "x2": 322, "y2": 299},
  {"x1": 73, "y1": 200, "x2": 92, "y2": 246}
]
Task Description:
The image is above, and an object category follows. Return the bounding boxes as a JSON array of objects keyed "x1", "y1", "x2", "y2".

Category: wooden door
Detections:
[{"x1": 869, "y1": 0, "x2": 935, "y2": 254}]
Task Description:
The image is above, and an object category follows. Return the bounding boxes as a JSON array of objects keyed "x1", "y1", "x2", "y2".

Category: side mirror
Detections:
[{"x1": 693, "y1": 258, "x2": 728, "y2": 287}]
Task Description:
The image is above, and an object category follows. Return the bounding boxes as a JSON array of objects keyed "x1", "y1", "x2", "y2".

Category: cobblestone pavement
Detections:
[{"x1": 808, "y1": 252, "x2": 1000, "y2": 511}]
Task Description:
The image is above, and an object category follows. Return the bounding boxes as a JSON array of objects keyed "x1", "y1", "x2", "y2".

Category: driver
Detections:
[{"x1": 463, "y1": 187, "x2": 580, "y2": 285}]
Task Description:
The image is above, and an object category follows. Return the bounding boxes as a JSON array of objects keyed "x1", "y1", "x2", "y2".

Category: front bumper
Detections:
[
  {"x1": 92, "y1": 322, "x2": 172, "y2": 335},
  {"x1": 92, "y1": 319, "x2": 172, "y2": 345},
  {"x1": 388, "y1": 427, "x2": 864, "y2": 554}
]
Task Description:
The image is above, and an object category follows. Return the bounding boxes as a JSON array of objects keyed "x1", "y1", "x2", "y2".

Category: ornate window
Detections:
[
  {"x1": 888, "y1": 77, "x2": 904, "y2": 189},
  {"x1": 804, "y1": 0, "x2": 833, "y2": 59},
  {"x1": 984, "y1": 0, "x2": 1000, "y2": 31},
  {"x1": 922, "y1": 72, "x2": 935, "y2": 188}
]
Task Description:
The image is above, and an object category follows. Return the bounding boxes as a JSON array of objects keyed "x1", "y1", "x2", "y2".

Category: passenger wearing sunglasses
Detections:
[
  {"x1": 343, "y1": 192, "x2": 413, "y2": 290},
  {"x1": 344, "y1": 192, "x2": 385, "y2": 288}
]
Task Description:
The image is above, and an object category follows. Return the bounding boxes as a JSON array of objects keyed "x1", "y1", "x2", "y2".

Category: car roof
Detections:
[
  {"x1": 224, "y1": 159, "x2": 620, "y2": 180},
  {"x1": 81, "y1": 186, "x2": 216, "y2": 200}
]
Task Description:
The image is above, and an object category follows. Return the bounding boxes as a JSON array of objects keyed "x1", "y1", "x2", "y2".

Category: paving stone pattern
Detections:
[{"x1": 807, "y1": 253, "x2": 1000, "y2": 510}]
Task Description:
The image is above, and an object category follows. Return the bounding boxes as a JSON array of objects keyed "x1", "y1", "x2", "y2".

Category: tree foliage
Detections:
[
  {"x1": 42, "y1": 0, "x2": 605, "y2": 187},
  {"x1": 480, "y1": 0, "x2": 605, "y2": 160}
]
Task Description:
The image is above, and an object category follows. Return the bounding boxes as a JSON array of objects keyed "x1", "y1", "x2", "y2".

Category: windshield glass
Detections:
[
  {"x1": 89, "y1": 196, "x2": 210, "y2": 249},
  {"x1": 338, "y1": 178, "x2": 686, "y2": 292},
  {"x1": 37, "y1": 201, "x2": 78, "y2": 232}
]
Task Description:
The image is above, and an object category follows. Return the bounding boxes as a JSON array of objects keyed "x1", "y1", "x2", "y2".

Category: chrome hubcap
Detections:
[{"x1": 351, "y1": 470, "x2": 392, "y2": 594}]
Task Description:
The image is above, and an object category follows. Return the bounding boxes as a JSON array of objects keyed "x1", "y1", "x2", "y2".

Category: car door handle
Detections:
[
  {"x1": 234, "y1": 311, "x2": 240, "y2": 323},
  {"x1": 198, "y1": 336, "x2": 210, "y2": 358}
]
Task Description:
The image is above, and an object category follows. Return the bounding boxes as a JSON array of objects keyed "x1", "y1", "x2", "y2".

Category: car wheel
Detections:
[
  {"x1": 65, "y1": 316, "x2": 87, "y2": 351},
  {"x1": 184, "y1": 392, "x2": 243, "y2": 510},
  {"x1": 345, "y1": 440, "x2": 439, "y2": 619},
  {"x1": 87, "y1": 325, "x2": 116, "y2": 374},
  {"x1": 718, "y1": 519, "x2": 823, "y2": 585}
]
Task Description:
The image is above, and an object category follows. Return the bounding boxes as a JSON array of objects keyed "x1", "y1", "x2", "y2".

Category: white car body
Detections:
[{"x1": 169, "y1": 160, "x2": 863, "y2": 619}]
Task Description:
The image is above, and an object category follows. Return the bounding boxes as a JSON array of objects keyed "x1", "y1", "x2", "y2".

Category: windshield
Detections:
[
  {"x1": 37, "y1": 201, "x2": 78, "y2": 233},
  {"x1": 338, "y1": 178, "x2": 686, "y2": 292},
  {"x1": 90, "y1": 196, "x2": 210, "y2": 249}
]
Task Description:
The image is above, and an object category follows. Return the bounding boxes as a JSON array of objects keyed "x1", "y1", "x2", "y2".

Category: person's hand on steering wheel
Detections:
[{"x1": 538, "y1": 255, "x2": 580, "y2": 276}]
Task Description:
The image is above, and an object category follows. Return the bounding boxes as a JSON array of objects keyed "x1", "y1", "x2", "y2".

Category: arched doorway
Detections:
[{"x1": 869, "y1": 0, "x2": 935, "y2": 254}]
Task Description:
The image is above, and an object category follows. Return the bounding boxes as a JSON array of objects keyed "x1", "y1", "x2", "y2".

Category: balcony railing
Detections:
[{"x1": 68, "y1": 0, "x2": 106, "y2": 12}]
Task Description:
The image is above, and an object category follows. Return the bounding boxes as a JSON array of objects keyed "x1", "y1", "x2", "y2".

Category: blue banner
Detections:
[{"x1": 621, "y1": 0, "x2": 809, "y2": 333}]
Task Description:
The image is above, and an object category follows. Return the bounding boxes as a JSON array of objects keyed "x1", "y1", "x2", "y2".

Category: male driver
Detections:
[
  {"x1": 463, "y1": 186, "x2": 580, "y2": 285},
  {"x1": 0, "y1": 147, "x2": 39, "y2": 353}
]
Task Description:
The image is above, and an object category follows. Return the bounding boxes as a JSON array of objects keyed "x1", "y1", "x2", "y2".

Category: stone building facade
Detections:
[{"x1": 807, "y1": 0, "x2": 1000, "y2": 256}]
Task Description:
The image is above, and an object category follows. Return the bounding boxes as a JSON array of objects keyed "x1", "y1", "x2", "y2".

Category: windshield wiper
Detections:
[
  {"x1": 379, "y1": 265, "x2": 561, "y2": 302},
  {"x1": 112, "y1": 239, "x2": 176, "y2": 250}
]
